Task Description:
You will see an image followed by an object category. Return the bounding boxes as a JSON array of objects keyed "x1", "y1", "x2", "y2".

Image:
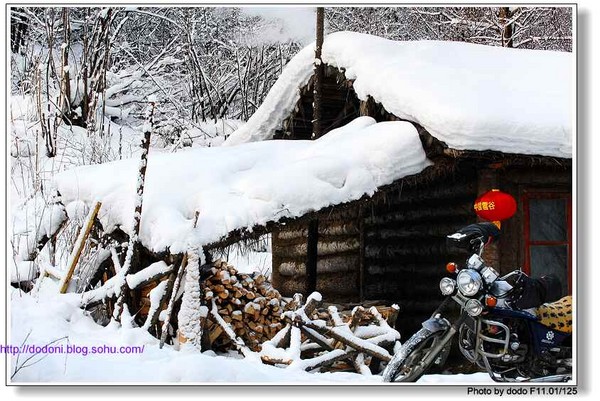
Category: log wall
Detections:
[
  {"x1": 362, "y1": 165, "x2": 479, "y2": 338},
  {"x1": 272, "y1": 206, "x2": 361, "y2": 302},
  {"x1": 271, "y1": 164, "x2": 480, "y2": 337}
]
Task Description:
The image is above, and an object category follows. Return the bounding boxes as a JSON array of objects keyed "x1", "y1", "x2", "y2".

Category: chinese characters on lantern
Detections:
[{"x1": 474, "y1": 201, "x2": 496, "y2": 212}]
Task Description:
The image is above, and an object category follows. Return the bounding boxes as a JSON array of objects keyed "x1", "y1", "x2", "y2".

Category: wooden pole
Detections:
[
  {"x1": 312, "y1": 7, "x2": 324, "y2": 140},
  {"x1": 131, "y1": 105, "x2": 154, "y2": 254},
  {"x1": 306, "y1": 219, "x2": 318, "y2": 296},
  {"x1": 59, "y1": 201, "x2": 102, "y2": 294},
  {"x1": 306, "y1": 8, "x2": 324, "y2": 296},
  {"x1": 113, "y1": 101, "x2": 155, "y2": 320}
]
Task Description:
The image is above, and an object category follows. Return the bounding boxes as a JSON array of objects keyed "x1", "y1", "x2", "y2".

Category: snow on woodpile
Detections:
[
  {"x1": 54, "y1": 117, "x2": 431, "y2": 253},
  {"x1": 224, "y1": 31, "x2": 572, "y2": 159}
]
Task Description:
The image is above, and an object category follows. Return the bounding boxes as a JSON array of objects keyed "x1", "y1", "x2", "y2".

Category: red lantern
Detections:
[{"x1": 473, "y1": 189, "x2": 517, "y2": 224}]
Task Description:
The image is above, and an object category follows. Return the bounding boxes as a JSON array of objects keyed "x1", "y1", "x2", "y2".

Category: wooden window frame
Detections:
[{"x1": 522, "y1": 191, "x2": 572, "y2": 293}]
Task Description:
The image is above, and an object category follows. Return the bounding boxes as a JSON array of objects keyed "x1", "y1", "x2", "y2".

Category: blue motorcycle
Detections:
[{"x1": 382, "y1": 222, "x2": 572, "y2": 383}]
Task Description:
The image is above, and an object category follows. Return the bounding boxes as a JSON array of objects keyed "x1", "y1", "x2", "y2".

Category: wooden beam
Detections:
[
  {"x1": 301, "y1": 320, "x2": 393, "y2": 363},
  {"x1": 301, "y1": 349, "x2": 359, "y2": 372},
  {"x1": 59, "y1": 201, "x2": 102, "y2": 294}
]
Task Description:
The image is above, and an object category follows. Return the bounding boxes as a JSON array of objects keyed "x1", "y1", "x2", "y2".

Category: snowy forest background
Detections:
[{"x1": 10, "y1": 5, "x2": 572, "y2": 294}]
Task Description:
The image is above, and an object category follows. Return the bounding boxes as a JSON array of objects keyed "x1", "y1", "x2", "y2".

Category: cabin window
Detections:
[{"x1": 523, "y1": 192, "x2": 572, "y2": 295}]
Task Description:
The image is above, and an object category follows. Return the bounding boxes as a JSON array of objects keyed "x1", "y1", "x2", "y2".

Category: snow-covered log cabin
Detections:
[
  {"x1": 223, "y1": 32, "x2": 573, "y2": 337},
  {"x1": 51, "y1": 32, "x2": 572, "y2": 340}
]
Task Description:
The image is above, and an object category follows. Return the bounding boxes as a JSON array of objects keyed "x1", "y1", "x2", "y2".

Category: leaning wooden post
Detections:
[
  {"x1": 113, "y1": 100, "x2": 155, "y2": 321},
  {"x1": 59, "y1": 201, "x2": 102, "y2": 294}
]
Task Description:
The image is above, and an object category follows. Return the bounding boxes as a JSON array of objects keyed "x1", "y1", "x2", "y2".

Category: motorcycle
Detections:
[{"x1": 382, "y1": 222, "x2": 572, "y2": 383}]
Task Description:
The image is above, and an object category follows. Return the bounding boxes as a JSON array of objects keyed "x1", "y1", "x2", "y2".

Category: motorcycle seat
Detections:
[{"x1": 534, "y1": 296, "x2": 572, "y2": 334}]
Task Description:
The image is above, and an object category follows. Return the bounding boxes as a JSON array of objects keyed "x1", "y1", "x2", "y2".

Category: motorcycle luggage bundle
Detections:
[{"x1": 508, "y1": 274, "x2": 563, "y2": 310}]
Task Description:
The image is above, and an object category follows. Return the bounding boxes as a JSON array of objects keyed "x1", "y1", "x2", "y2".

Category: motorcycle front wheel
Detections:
[{"x1": 382, "y1": 327, "x2": 449, "y2": 382}]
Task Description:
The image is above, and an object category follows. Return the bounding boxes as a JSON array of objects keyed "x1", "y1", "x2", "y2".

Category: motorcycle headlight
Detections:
[
  {"x1": 465, "y1": 299, "x2": 483, "y2": 317},
  {"x1": 439, "y1": 277, "x2": 456, "y2": 295},
  {"x1": 466, "y1": 254, "x2": 485, "y2": 271},
  {"x1": 481, "y1": 266, "x2": 499, "y2": 284},
  {"x1": 456, "y1": 269, "x2": 483, "y2": 296}
]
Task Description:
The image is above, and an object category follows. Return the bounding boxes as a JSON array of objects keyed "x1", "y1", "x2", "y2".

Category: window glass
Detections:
[{"x1": 529, "y1": 198, "x2": 567, "y2": 241}]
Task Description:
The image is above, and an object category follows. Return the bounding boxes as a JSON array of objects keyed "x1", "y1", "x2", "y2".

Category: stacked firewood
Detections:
[
  {"x1": 258, "y1": 293, "x2": 401, "y2": 374},
  {"x1": 202, "y1": 260, "x2": 287, "y2": 351},
  {"x1": 201, "y1": 260, "x2": 401, "y2": 375}
]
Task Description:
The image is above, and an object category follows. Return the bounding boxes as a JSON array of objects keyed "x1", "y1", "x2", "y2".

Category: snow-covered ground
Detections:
[{"x1": 8, "y1": 287, "x2": 492, "y2": 384}]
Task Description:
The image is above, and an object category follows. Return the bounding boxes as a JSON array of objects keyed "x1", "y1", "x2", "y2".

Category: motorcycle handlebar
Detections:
[{"x1": 446, "y1": 222, "x2": 501, "y2": 254}]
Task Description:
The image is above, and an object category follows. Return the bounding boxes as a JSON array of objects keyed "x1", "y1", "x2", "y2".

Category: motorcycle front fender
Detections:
[{"x1": 422, "y1": 316, "x2": 451, "y2": 333}]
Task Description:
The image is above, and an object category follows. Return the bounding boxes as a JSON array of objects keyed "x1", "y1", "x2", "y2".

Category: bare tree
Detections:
[
  {"x1": 325, "y1": 6, "x2": 572, "y2": 52},
  {"x1": 11, "y1": 7, "x2": 29, "y2": 54}
]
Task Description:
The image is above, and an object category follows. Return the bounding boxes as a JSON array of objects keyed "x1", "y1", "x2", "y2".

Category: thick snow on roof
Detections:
[
  {"x1": 54, "y1": 117, "x2": 431, "y2": 253},
  {"x1": 224, "y1": 31, "x2": 572, "y2": 159}
]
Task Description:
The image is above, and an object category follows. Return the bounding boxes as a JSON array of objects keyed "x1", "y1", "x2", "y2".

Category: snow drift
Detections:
[
  {"x1": 54, "y1": 117, "x2": 431, "y2": 253},
  {"x1": 224, "y1": 31, "x2": 573, "y2": 159}
]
